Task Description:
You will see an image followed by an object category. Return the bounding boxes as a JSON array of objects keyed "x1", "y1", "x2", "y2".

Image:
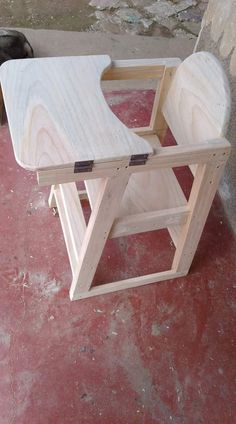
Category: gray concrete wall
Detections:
[{"x1": 195, "y1": 0, "x2": 236, "y2": 234}]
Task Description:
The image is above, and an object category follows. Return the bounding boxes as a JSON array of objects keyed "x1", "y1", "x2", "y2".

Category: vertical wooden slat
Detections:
[{"x1": 150, "y1": 66, "x2": 177, "y2": 143}]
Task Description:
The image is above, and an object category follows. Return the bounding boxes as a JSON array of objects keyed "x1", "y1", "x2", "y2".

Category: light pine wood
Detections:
[
  {"x1": 37, "y1": 137, "x2": 230, "y2": 187},
  {"x1": 110, "y1": 206, "x2": 189, "y2": 238},
  {"x1": 132, "y1": 126, "x2": 154, "y2": 136},
  {"x1": 162, "y1": 52, "x2": 231, "y2": 173},
  {"x1": 85, "y1": 166, "x2": 187, "y2": 246},
  {"x1": 118, "y1": 135, "x2": 187, "y2": 218},
  {"x1": 84, "y1": 134, "x2": 184, "y2": 246},
  {"x1": 86, "y1": 134, "x2": 186, "y2": 216},
  {"x1": 71, "y1": 269, "x2": 187, "y2": 301},
  {"x1": 102, "y1": 58, "x2": 180, "y2": 81},
  {"x1": 54, "y1": 183, "x2": 86, "y2": 274},
  {"x1": 70, "y1": 173, "x2": 130, "y2": 300},
  {"x1": 48, "y1": 185, "x2": 56, "y2": 208},
  {"x1": 0, "y1": 55, "x2": 153, "y2": 171},
  {"x1": 173, "y1": 154, "x2": 230, "y2": 273},
  {"x1": 150, "y1": 66, "x2": 177, "y2": 142},
  {"x1": 1, "y1": 52, "x2": 232, "y2": 301},
  {"x1": 49, "y1": 185, "x2": 88, "y2": 208}
]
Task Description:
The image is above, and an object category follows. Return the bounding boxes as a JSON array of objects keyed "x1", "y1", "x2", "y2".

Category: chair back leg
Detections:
[{"x1": 173, "y1": 155, "x2": 229, "y2": 273}]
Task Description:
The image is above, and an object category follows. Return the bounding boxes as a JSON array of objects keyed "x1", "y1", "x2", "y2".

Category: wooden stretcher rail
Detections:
[
  {"x1": 109, "y1": 206, "x2": 189, "y2": 238},
  {"x1": 70, "y1": 269, "x2": 187, "y2": 301},
  {"x1": 102, "y1": 58, "x2": 181, "y2": 81}
]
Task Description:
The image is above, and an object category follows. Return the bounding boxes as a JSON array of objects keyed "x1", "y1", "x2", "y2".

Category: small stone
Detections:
[
  {"x1": 154, "y1": 16, "x2": 177, "y2": 31},
  {"x1": 174, "y1": 0, "x2": 198, "y2": 13},
  {"x1": 173, "y1": 27, "x2": 196, "y2": 39},
  {"x1": 145, "y1": 0, "x2": 197, "y2": 19},
  {"x1": 95, "y1": 10, "x2": 106, "y2": 19},
  {"x1": 116, "y1": 8, "x2": 143, "y2": 24},
  {"x1": 177, "y1": 6, "x2": 202, "y2": 23},
  {"x1": 89, "y1": 0, "x2": 128, "y2": 10},
  {"x1": 131, "y1": 0, "x2": 153, "y2": 6},
  {"x1": 145, "y1": 1, "x2": 176, "y2": 19},
  {"x1": 182, "y1": 20, "x2": 201, "y2": 36},
  {"x1": 92, "y1": 10, "x2": 123, "y2": 33},
  {"x1": 140, "y1": 18, "x2": 154, "y2": 30}
]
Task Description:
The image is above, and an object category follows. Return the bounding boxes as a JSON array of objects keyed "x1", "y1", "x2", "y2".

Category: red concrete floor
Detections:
[{"x1": 0, "y1": 90, "x2": 236, "y2": 424}]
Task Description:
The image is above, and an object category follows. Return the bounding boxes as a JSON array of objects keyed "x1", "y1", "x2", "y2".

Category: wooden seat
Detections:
[{"x1": 0, "y1": 52, "x2": 231, "y2": 301}]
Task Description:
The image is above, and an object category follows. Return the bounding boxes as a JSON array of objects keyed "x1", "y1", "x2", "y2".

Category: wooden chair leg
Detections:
[
  {"x1": 48, "y1": 185, "x2": 57, "y2": 208},
  {"x1": 172, "y1": 157, "x2": 229, "y2": 273},
  {"x1": 70, "y1": 172, "x2": 129, "y2": 301}
]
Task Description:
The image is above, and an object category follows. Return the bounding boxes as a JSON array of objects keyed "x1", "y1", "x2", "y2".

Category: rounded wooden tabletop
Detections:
[{"x1": 0, "y1": 55, "x2": 153, "y2": 171}]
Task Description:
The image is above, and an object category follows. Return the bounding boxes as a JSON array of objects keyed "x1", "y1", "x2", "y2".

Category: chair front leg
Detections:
[{"x1": 70, "y1": 171, "x2": 130, "y2": 301}]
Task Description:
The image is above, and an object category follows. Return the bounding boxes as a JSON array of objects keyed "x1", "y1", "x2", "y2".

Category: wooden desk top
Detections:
[{"x1": 0, "y1": 55, "x2": 153, "y2": 171}]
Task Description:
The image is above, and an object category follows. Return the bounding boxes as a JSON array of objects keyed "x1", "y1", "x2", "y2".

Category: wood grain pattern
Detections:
[
  {"x1": 150, "y1": 66, "x2": 177, "y2": 142},
  {"x1": 70, "y1": 173, "x2": 130, "y2": 299},
  {"x1": 2, "y1": 52, "x2": 231, "y2": 301},
  {"x1": 162, "y1": 52, "x2": 231, "y2": 150},
  {"x1": 102, "y1": 58, "x2": 180, "y2": 81},
  {"x1": 37, "y1": 138, "x2": 230, "y2": 187},
  {"x1": 173, "y1": 155, "x2": 230, "y2": 273},
  {"x1": 54, "y1": 183, "x2": 86, "y2": 274},
  {"x1": 0, "y1": 55, "x2": 153, "y2": 171},
  {"x1": 85, "y1": 135, "x2": 187, "y2": 216},
  {"x1": 71, "y1": 269, "x2": 187, "y2": 301},
  {"x1": 110, "y1": 206, "x2": 189, "y2": 238},
  {"x1": 85, "y1": 135, "x2": 187, "y2": 245}
]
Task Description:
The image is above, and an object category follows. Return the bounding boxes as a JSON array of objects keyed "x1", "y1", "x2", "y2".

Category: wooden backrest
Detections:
[{"x1": 162, "y1": 52, "x2": 231, "y2": 147}]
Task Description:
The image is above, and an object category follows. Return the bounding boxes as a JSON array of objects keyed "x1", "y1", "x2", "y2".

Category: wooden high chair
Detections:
[{"x1": 0, "y1": 52, "x2": 231, "y2": 300}]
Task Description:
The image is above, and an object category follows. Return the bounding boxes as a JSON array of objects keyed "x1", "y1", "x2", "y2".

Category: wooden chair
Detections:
[{"x1": 0, "y1": 52, "x2": 231, "y2": 300}]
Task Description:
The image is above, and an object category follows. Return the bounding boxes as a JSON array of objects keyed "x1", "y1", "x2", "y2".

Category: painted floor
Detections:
[{"x1": 0, "y1": 90, "x2": 235, "y2": 424}]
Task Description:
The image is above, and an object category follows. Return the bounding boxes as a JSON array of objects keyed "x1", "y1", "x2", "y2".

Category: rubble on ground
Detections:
[{"x1": 90, "y1": 0, "x2": 207, "y2": 38}]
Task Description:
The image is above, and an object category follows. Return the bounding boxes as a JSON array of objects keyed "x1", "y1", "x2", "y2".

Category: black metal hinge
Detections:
[
  {"x1": 74, "y1": 160, "x2": 94, "y2": 173},
  {"x1": 129, "y1": 154, "x2": 149, "y2": 166}
]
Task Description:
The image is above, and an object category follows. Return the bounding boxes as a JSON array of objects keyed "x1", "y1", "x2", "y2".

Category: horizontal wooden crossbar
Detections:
[
  {"x1": 109, "y1": 206, "x2": 189, "y2": 238},
  {"x1": 102, "y1": 58, "x2": 181, "y2": 81},
  {"x1": 70, "y1": 269, "x2": 187, "y2": 300}
]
